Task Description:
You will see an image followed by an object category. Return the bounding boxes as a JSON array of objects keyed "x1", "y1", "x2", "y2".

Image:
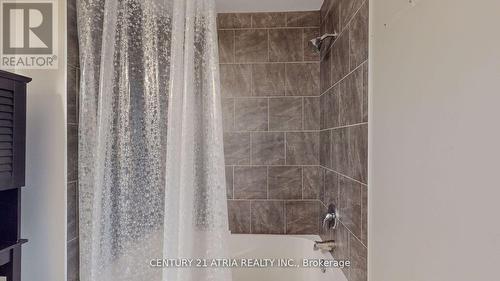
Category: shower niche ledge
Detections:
[{"x1": 0, "y1": 70, "x2": 31, "y2": 281}]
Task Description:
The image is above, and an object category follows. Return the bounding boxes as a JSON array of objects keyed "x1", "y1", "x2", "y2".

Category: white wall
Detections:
[
  {"x1": 370, "y1": 0, "x2": 500, "y2": 280},
  {"x1": 9, "y1": 0, "x2": 67, "y2": 280}
]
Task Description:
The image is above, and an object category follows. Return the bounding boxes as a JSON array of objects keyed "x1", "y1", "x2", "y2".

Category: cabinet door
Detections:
[
  {"x1": 0, "y1": 77, "x2": 26, "y2": 191},
  {"x1": 0, "y1": 77, "x2": 16, "y2": 190}
]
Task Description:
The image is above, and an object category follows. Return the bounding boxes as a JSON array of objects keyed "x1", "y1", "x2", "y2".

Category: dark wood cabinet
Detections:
[{"x1": 0, "y1": 70, "x2": 31, "y2": 281}]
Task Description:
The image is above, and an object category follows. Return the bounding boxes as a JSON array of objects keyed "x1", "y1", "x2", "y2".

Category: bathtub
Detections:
[{"x1": 230, "y1": 234, "x2": 348, "y2": 281}]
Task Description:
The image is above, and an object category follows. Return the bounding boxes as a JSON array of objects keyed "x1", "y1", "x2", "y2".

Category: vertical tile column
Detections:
[
  {"x1": 319, "y1": 0, "x2": 368, "y2": 281},
  {"x1": 67, "y1": 0, "x2": 80, "y2": 280},
  {"x1": 218, "y1": 11, "x2": 324, "y2": 235}
]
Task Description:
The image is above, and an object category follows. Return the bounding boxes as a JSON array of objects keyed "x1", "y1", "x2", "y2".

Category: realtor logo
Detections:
[{"x1": 0, "y1": 1, "x2": 58, "y2": 69}]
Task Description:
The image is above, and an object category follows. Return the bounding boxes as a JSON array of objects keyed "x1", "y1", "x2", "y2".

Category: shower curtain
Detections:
[{"x1": 77, "y1": 0, "x2": 231, "y2": 280}]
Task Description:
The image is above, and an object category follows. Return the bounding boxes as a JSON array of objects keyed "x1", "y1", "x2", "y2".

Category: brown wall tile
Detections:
[
  {"x1": 361, "y1": 185, "x2": 367, "y2": 245},
  {"x1": 228, "y1": 200, "x2": 251, "y2": 233},
  {"x1": 218, "y1": 10, "x2": 326, "y2": 237},
  {"x1": 251, "y1": 201, "x2": 285, "y2": 234},
  {"x1": 320, "y1": 130, "x2": 332, "y2": 168},
  {"x1": 67, "y1": 125, "x2": 78, "y2": 182},
  {"x1": 223, "y1": 132, "x2": 251, "y2": 165},
  {"x1": 286, "y1": 132, "x2": 320, "y2": 165},
  {"x1": 252, "y1": 12, "x2": 287, "y2": 28},
  {"x1": 286, "y1": 11, "x2": 321, "y2": 27},
  {"x1": 339, "y1": 67, "x2": 363, "y2": 126},
  {"x1": 67, "y1": 66, "x2": 79, "y2": 125},
  {"x1": 218, "y1": 30, "x2": 234, "y2": 63},
  {"x1": 339, "y1": 0, "x2": 364, "y2": 30},
  {"x1": 269, "y1": 98, "x2": 303, "y2": 130},
  {"x1": 286, "y1": 201, "x2": 320, "y2": 234},
  {"x1": 226, "y1": 166, "x2": 233, "y2": 199},
  {"x1": 67, "y1": 2, "x2": 80, "y2": 280},
  {"x1": 235, "y1": 98, "x2": 268, "y2": 131},
  {"x1": 339, "y1": 175, "x2": 362, "y2": 238},
  {"x1": 269, "y1": 29, "x2": 303, "y2": 62},
  {"x1": 333, "y1": 222, "x2": 350, "y2": 277},
  {"x1": 234, "y1": 166, "x2": 267, "y2": 199},
  {"x1": 319, "y1": 2, "x2": 368, "y2": 279},
  {"x1": 252, "y1": 64, "x2": 286, "y2": 96},
  {"x1": 222, "y1": 98, "x2": 234, "y2": 132},
  {"x1": 285, "y1": 63, "x2": 320, "y2": 96},
  {"x1": 330, "y1": 128, "x2": 348, "y2": 172},
  {"x1": 321, "y1": 0, "x2": 332, "y2": 20},
  {"x1": 218, "y1": 13, "x2": 252, "y2": 29},
  {"x1": 220, "y1": 64, "x2": 252, "y2": 97},
  {"x1": 322, "y1": 0, "x2": 340, "y2": 35},
  {"x1": 268, "y1": 166, "x2": 302, "y2": 199},
  {"x1": 349, "y1": 2, "x2": 368, "y2": 71},
  {"x1": 67, "y1": 0, "x2": 79, "y2": 69},
  {"x1": 303, "y1": 166, "x2": 322, "y2": 199},
  {"x1": 235, "y1": 29, "x2": 269, "y2": 62},
  {"x1": 321, "y1": 85, "x2": 340, "y2": 129},
  {"x1": 67, "y1": 182, "x2": 78, "y2": 241},
  {"x1": 320, "y1": 46, "x2": 331, "y2": 93},
  {"x1": 324, "y1": 169, "x2": 339, "y2": 206},
  {"x1": 331, "y1": 32, "x2": 350, "y2": 85},
  {"x1": 303, "y1": 28, "x2": 321, "y2": 61},
  {"x1": 347, "y1": 124, "x2": 368, "y2": 183},
  {"x1": 251, "y1": 132, "x2": 285, "y2": 165},
  {"x1": 67, "y1": 238, "x2": 79, "y2": 281},
  {"x1": 362, "y1": 62, "x2": 368, "y2": 122},
  {"x1": 304, "y1": 97, "x2": 320, "y2": 130},
  {"x1": 349, "y1": 236, "x2": 367, "y2": 281}
]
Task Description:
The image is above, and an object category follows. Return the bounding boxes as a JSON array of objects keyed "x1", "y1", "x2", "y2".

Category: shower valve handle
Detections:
[{"x1": 323, "y1": 204, "x2": 338, "y2": 230}]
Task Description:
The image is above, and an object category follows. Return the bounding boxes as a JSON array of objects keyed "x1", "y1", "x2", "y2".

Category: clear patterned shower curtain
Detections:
[{"x1": 77, "y1": 0, "x2": 231, "y2": 280}]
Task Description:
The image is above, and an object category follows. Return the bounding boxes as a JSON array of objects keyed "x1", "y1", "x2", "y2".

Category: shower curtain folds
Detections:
[{"x1": 77, "y1": 0, "x2": 231, "y2": 280}]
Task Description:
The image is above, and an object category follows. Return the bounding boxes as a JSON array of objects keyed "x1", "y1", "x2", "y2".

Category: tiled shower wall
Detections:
[
  {"x1": 318, "y1": 0, "x2": 368, "y2": 281},
  {"x1": 218, "y1": 12, "x2": 323, "y2": 235},
  {"x1": 67, "y1": 0, "x2": 80, "y2": 280}
]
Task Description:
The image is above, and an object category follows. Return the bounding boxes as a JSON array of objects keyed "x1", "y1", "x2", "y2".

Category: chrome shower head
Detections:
[{"x1": 310, "y1": 33, "x2": 339, "y2": 52}]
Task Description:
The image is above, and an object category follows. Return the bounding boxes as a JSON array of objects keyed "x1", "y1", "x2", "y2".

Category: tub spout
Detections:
[{"x1": 314, "y1": 240, "x2": 336, "y2": 251}]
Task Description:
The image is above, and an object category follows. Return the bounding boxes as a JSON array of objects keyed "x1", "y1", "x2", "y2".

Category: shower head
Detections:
[{"x1": 310, "y1": 33, "x2": 339, "y2": 52}]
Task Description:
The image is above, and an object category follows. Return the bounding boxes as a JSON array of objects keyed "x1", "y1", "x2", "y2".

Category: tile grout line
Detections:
[
  {"x1": 320, "y1": 122, "x2": 368, "y2": 131},
  {"x1": 218, "y1": 26, "x2": 321, "y2": 31},
  {"x1": 220, "y1": 61, "x2": 320, "y2": 65},
  {"x1": 249, "y1": 200, "x2": 252, "y2": 234},
  {"x1": 232, "y1": 98, "x2": 236, "y2": 132},
  {"x1": 228, "y1": 95, "x2": 321, "y2": 99},
  {"x1": 284, "y1": 132, "x2": 287, "y2": 165},
  {"x1": 301, "y1": 166, "x2": 304, "y2": 200},
  {"x1": 321, "y1": 0, "x2": 367, "y2": 56},
  {"x1": 348, "y1": 20, "x2": 351, "y2": 73},
  {"x1": 232, "y1": 166, "x2": 235, "y2": 200},
  {"x1": 249, "y1": 133, "x2": 253, "y2": 165},
  {"x1": 226, "y1": 164, "x2": 327, "y2": 167},
  {"x1": 229, "y1": 199, "x2": 319, "y2": 202},
  {"x1": 317, "y1": 199, "x2": 366, "y2": 249},
  {"x1": 221, "y1": 14, "x2": 336, "y2": 237},
  {"x1": 320, "y1": 163, "x2": 367, "y2": 187},
  {"x1": 232, "y1": 29, "x2": 236, "y2": 63},
  {"x1": 283, "y1": 200, "x2": 286, "y2": 234},
  {"x1": 267, "y1": 29, "x2": 270, "y2": 62},
  {"x1": 267, "y1": 98, "x2": 270, "y2": 132},
  {"x1": 229, "y1": 129, "x2": 322, "y2": 133},
  {"x1": 320, "y1": 59, "x2": 365, "y2": 97},
  {"x1": 301, "y1": 97, "x2": 305, "y2": 130},
  {"x1": 301, "y1": 28, "x2": 305, "y2": 62},
  {"x1": 266, "y1": 166, "x2": 269, "y2": 199}
]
